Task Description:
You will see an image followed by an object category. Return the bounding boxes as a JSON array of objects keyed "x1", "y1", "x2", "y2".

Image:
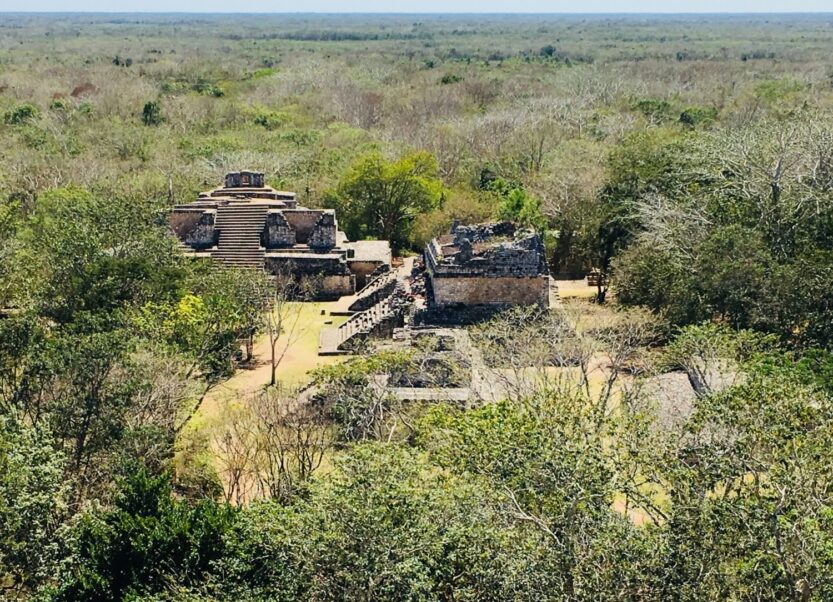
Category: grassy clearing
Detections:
[{"x1": 190, "y1": 301, "x2": 346, "y2": 430}]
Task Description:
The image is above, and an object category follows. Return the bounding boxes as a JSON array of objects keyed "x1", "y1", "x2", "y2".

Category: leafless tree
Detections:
[
  {"x1": 250, "y1": 387, "x2": 331, "y2": 502},
  {"x1": 264, "y1": 276, "x2": 307, "y2": 387},
  {"x1": 213, "y1": 401, "x2": 259, "y2": 505}
]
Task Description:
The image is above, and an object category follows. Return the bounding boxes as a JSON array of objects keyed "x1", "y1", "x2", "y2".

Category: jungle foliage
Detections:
[{"x1": 3, "y1": 12, "x2": 833, "y2": 601}]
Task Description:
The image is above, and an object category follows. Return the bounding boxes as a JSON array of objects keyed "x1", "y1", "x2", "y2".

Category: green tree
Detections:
[
  {"x1": 0, "y1": 416, "x2": 67, "y2": 597},
  {"x1": 660, "y1": 356, "x2": 833, "y2": 600},
  {"x1": 488, "y1": 177, "x2": 546, "y2": 230},
  {"x1": 418, "y1": 397, "x2": 664, "y2": 599},
  {"x1": 327, "y1": 151, "x2": 445, "y2": 251},
  {"x1": 52, "y1": 467, "x2": 235, "y2": 602},
  {"x1": 219, "y1": 444, "x2": 557, "y2": 601}
]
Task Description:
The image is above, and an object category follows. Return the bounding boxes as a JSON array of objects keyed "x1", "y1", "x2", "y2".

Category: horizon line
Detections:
[{"x1": 2, "y1": 10, "x2": 833, "y2": 15}]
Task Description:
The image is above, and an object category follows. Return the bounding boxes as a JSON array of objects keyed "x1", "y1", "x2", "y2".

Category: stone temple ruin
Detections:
[
  {"x1": 422, "y1": 221, "x2": 552, "y2": 318},
  {"x1": 167, "y1": 171, "x2": 554, "y2": 356},
  {"x1": 318, "y1": 220, "x2": 555, "y2": 354},
  {"x1": 169, "y1": 171, "x2": 392, "y2": 298}
]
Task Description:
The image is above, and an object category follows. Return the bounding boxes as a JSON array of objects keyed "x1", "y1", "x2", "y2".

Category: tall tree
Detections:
[{"x1": 327, "y1": 151, "x2": 445, "y2": 251}]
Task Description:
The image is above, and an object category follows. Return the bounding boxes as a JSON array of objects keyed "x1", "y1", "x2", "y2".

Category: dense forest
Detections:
[{"x1": 3, "y1": 12, "x2": 833, "y2": 601}]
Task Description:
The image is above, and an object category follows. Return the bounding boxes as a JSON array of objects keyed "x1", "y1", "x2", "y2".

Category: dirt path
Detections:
[{"x1": 190, "y1": 301, "x2": 347, "y2": 431}]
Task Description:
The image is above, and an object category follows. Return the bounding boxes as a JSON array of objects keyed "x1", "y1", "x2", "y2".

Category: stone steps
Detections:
[
  {"x1": 347, "y1": 270, "x2": 396, "y2": 312},
  {"x1": 211, "y1": 205, "x2": 268, "y2": 269},
  {"x1": 319, "y1": 258, "x2": 414, "y2": 356},
  {"x1": 319, "y1": 292, "x2": 403, "y2": 354},
  {"x1": 337, "y1": 288, "x2": 402, "y2": 347}
]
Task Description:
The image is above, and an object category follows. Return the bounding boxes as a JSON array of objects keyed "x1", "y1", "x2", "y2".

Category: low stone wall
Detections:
[
  {"x1": 431, "y1": 275, "x2": 549, "y2": 308},
  {"x1": 265, "y1": 254, "x2": 355, "y2": 300},
  {"x1": 265, "y1": 255, "x2": 350, "y2": 277},
  {"x1": 414, "y1": 304, "x2": 508, "y2": 326},
  {"x1": 319, "y1": 275, "x2": 356, "y2": 300}
]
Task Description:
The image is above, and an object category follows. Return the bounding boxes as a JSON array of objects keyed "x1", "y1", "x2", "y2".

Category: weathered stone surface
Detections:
[
  {"x1": 308, "y1": 211, "x2": 337, "y2": 249},
  {"x1": 263, "y1": 211, "x2": 296, "y2": 248},
  {"x1": 169, "y1": 209, "x2": 217, "y2": 249},
  {"x1": 185, "y1": 211, "x2": 218, "y2": 249},
  {"x1": 424, "y1": 221, "x2": 550, "y2": 311},
  {"x1": 282, "y1": 210, "x2": 327, "y2": 244},
  {"x1": 224, "y1": 170, "x2": 265, "y2": 188},
  {"x1": 451, "y1": 221, "x2": 515, "y2": 245},
  {"x1": 431, "y1": 275, "x2": 548, "y2": 307}
]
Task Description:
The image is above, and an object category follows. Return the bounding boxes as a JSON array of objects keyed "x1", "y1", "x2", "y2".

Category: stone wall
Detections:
[
  {"x1": 282, "y1": 210, "x2": 326, "y2": 244},
  {"x1": 308, "y1": 212, "x2": 337, "y2": 249},
  {"x1": 451, "y1": 221, "x2": 515, "y2": 244},
  {"x1": 319, "y1": 275, "x2": 356, "y2": 300},
  {"x1": 426, "y1": 234, "x2": 546, "y2": 278},
  {"x1": 347, "y1": 260, "x2": 385, "y2": 290},
  {"x1": 431, "y1": 275, "x2": 549, "y2": 308},
  {"x1": 265, "y1": 253, "x2": 355, "y2": 300},
  {"x1": 224, "y1": 171, "x2": 265, "y2": 188},
  {"x1": 265, "y1": 254, "x2": 351, "y2": 277},
  {"x1": 169, "y1": 210, "x2": 217, "y2": 249},
  {"x1": 263, "y1": 211, "x2": 296, "y2": 248}
]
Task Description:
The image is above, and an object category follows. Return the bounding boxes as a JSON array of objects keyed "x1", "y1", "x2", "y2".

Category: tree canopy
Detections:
[{"x1": 326, "y1": 151, "x2": 445, "y2": 251}]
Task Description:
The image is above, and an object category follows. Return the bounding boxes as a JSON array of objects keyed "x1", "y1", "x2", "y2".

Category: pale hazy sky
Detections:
[{"x1": 1, "y1": 0, "x2": 832, "y2": 13}]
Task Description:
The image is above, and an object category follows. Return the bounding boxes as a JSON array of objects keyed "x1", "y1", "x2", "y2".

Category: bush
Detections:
[
  {"x1": 253, "y1": 108, "x2": 290, "y2": 130},
  {"x1": 679, "y1": 105, "x2": 718, "y2": 128},
  {"x1": 49, "y1": 98, "x2": 69, "y2": 111},
  {"x1": 52, "y1": 467, "x2": 235, "y2": 602},
  {"x1": 141, "y1": 100, "x2": 163, "y2": 126},
  {"x1": 633, "y1": 98, "x2": 673, "y2": 121},
  {"x1": 3, "y1": 103, "x2": 40, "y2": 125}
]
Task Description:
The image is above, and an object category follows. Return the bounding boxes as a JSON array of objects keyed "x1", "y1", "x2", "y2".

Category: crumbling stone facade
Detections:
[
  {"x1": 170, "y1": 209, "x2": 218, "y2": 250},
  {"x1": 169, "y1": 172, "x2": 391, "y2": 299},
  {"x1": 224, "y1": 170, "x2": 264, "y2": 188},
  {"x1": 308, "y1": 212, "x2": 337, "y2": 250},
  {"x1": 262, "y1": 211, "x2": 296, "y2": 248},
  {"x1": 424, "y1": 221, "x2": 550, "y2": 312}
]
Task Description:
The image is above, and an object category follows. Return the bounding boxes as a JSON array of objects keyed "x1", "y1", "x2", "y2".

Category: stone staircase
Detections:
[
  {"x1": 348, "y1": 269, "x2": 396, "y2": 312},
  {"x1": 319, "y1": 285, "x2": 405, "y2": 355},
  {"x1": 212, "y1": 203, "x2": 267, "y2": 269}
]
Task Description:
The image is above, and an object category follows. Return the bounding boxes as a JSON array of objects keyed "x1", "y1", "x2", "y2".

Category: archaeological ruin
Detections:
[
  {"x1": 169, "y1": 171, "x2": 392, "y2": 299},
  {"x1": 168, "y1": 174, "x2": 553, "y2": 356},
  {"x1": 318, "y1": 221, "x2": 554, "y2": 354},
  {"x1": 420, "y1": 221, "x2": 553, "y2": 320}
]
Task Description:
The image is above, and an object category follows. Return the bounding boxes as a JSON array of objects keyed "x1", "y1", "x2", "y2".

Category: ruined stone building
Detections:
[
  {"x1": 169, "y1": 171, "x2": 391, "y2": 298},
  {"x1": 319, "y1": 221, "x2": 555, "y2": 355},
  {"x1": 423, "y1": 221, "x2": 552, "y2": 317}
]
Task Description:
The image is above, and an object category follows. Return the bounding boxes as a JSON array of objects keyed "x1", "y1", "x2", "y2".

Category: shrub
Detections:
[
  {"x1": 3, "y1": 103, "x2": 40, "y2": 125},
  {"x1": 633, "y1": 98, "x2": 673, "y2": 121},
  {"x1": 253, "y1": 109, "x2": 290, "y2": 130},
  {"x1": 679, "y1": 105, "x2": 718, "y2": 128},
  {"x1": 540, "y1": 44, "x2": 556, "y2": 57},
  {"x1": 141, "y1": 100, "x2": 163, "y2": 126}
]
